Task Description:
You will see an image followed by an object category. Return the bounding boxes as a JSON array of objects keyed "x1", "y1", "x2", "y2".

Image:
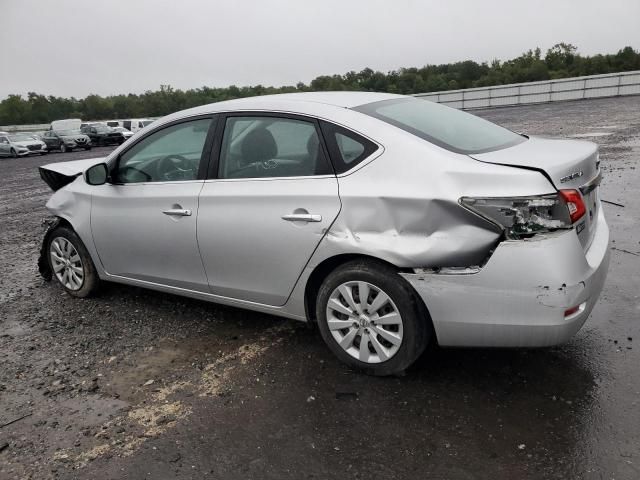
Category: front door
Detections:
[
  {"x1": 90, "y1": 117, "x2": 215, "y2": 292},
  {"x1": 198, "y1": 114, "x2": 341, "y2": 306}
]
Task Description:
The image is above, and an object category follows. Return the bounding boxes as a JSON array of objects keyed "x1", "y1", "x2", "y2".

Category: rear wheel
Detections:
[
  {"x1": 47, "y1": 226, "x2": 100, "y2": 298},
  {"x1": 315, "y1": 260, "x2": 430, "y2": 376}
]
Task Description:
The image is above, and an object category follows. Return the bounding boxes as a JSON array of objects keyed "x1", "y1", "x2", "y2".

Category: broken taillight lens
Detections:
[
  {"x1": 460, "y1": 193, "x2": 574, "y2": 239},
  {"x1": 558, "y1": 189, "x2": 586, "y2": 223}
]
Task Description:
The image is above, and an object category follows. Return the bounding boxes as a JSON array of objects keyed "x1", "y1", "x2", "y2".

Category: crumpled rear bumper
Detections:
[{"x1": 401, "y1": 208, "x2": 610, "y2": 347}]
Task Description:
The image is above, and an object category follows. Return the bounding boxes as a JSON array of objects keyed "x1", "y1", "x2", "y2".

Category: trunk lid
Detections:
[
  {"x1": 470, "y1": 136, "x2": 601, "y2": 251},
  {"x1": 39, "y1": 157, "x2": 106, "y2": 191}
]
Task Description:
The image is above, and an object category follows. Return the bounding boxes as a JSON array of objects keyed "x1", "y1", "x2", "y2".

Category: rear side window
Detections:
[{"x1": 320, "y1": 121, "x2": 377, "y2": 174}]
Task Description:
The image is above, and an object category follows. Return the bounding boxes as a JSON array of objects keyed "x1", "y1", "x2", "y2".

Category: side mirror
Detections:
[{"x1": 85, "y1": 163, "x2": 109, "y2": 186}]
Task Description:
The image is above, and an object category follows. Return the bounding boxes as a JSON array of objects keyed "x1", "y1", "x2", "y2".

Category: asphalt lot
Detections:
[{"x1": 1, "y1": 96, "x2": 639, "y2": 480}]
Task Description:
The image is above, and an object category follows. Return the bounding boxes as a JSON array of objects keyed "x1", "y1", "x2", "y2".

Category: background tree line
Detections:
[{"x1": 1, "y1": 43, "x2": 639, "y2": 125}]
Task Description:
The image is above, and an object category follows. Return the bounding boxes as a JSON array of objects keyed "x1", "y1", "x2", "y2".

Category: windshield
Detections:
[
  {"x1": 8, "y1": 135, "x2": 34, "y2": 142},
  {"x1": 94, "y1": 126, "x2": 111, "y2": 133},
  {"x1": 354, "y1": 98, "x2": 525, "y2": 154},
  {"x1": 57, "y1": 129, "x2": 81, "y2": 136}
]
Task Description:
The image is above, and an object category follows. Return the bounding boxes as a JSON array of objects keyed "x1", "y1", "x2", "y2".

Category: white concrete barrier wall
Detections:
[
  {"x1": 3, "y1": 71, "x2": 639, "y2": 131},
  {"x1": 414, "y1": 70, "x2": 640, "y2": 109}
]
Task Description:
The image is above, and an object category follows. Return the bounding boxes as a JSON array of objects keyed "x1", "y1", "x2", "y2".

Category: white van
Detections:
[
  {"x1": 121, "y1": 118, "x2": 154, "y2": 133},
  {"x1": 50, "y1": 119, "x2": 82, "y2": 131}
]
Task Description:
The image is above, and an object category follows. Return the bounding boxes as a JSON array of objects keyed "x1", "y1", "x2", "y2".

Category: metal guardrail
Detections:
[
  {"x1": 0, "y1": 123, "x2": 49, "y2": 133},
  {"x1": 414, "y1": 70, "x2": 640, "y2": 109}
]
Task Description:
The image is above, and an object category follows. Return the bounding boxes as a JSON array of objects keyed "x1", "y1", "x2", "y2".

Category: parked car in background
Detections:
[
  {"x1": 43, "y1": 130, "x2": 92, "y2": 153},
  {"x1": 122, "y1": 118, "x2": 154, "y2": 133},
  {"x1": 29, "y1": 132, "x2": 45, "y2": 141},
  {"x1": 111, "y1": 126, "x2": 134, "y2": 140},
  {"x1": 50, "y1": 119, "x2": 82, "y2": 131},
  {"x1": 0, "y1": 133, "x2": 47, "y2": 157},
  {"x1": 37, "y1": 92, "x2": 609, "y2": 376},
  {"x1": 80, "y1": 124, "x2": 125, "y2": 146}
]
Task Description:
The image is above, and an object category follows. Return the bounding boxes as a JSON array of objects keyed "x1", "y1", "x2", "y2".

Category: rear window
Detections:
[{"x1": 353, "y1": 98, "x2": 525, "y2": 154}]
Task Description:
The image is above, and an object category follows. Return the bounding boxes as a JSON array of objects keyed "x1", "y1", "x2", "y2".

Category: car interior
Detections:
[{"x1": 220, "y1": 117, "x2": 329, "y2": 179}]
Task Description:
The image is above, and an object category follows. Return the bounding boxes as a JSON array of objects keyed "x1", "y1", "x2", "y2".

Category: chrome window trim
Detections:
[{"x1": 203, "y1": 174, "x2": 336, "y2": 184}]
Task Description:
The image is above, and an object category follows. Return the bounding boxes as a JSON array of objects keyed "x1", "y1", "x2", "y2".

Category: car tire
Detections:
[
  {"x1": 10, "y1": 148, "x2": 17, "y2": 158},
  {"x1": 47, "y1": 225, "x2": 100, "y2": 298},
  {"x1": 84, "y1": 147, "x2": 92, "y2": 151},
  {"x1": 40, "y1": 151, "x2": 48, "y2": 155},
  {"x1": 315, "y1": 259, "x2": 431, "y2": 376},
  {"x1": 60, "y1": 143, "x2": 67, "y2": 153}
]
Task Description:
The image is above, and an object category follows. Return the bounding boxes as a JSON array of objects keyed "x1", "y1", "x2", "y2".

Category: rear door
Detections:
[
  {"x1": 90, "y1": 116, "x2": 216, "y2": 291},
  {"x1": 197, "y1": 113, "x2": 340, "y2": 306}
]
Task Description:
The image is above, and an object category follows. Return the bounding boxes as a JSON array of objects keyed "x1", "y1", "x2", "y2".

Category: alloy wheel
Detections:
[
  {"x1": 50, "y1": 237, "x2": 84, "y2": 291},
  {"x1": 326, "y1": 281, "x2": 403, "y2": 364}
]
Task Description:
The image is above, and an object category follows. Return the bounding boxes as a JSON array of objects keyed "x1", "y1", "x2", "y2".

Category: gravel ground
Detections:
[{"x1": 1, "y1": 96, "x2": 639, "y2": 480}]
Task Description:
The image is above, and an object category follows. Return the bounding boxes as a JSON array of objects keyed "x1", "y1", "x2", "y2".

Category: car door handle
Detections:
[
  {"x1": 281, "y1": 213, "x2": 322, "y2": 222},
  {"x1": 163, "y1": 208, "x2": 192, "y2": 217}
]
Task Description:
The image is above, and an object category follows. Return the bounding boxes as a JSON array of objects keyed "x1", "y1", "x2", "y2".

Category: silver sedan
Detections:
[
  {"x1": 37, "y1": 92, "x2": 609, "y2": 375},
  {"x1": 0, "y1": 133, "x2": 47, "y2": 157}
]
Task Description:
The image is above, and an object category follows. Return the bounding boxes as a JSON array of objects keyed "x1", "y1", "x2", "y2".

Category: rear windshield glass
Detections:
[{"x1": 353, "y1": 98, "x2": 525, "y2": 154}]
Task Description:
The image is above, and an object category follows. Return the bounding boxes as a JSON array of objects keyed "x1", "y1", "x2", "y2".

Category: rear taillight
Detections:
[
  {"x1": 460, "y1": 194, "x2": 572, "y2": 239},
  {"x1": 558, "y1": 189, "x2": 586, "y2": 223}
]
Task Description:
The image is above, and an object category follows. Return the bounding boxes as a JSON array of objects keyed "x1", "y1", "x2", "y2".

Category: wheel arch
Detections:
[
  {"x1": 303, "y1": 253, "x2": 417, "y2": 325},
  {"x1": 38, "y1": 217, "x2": 74, "y2": 280}
]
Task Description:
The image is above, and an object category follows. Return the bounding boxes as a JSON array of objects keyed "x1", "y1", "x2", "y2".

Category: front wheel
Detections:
[
  {"x1": 315, "y1": 260, "x2": 431, "y2": 376},
  {"x1": 47, "y1": 226, "x2": 100, "y2": 298},
  {"x1": 10, "y1": 148, "x2": 17, "y2": 158},
  {"x1": 60, "y1": 143, "x2": 67, "y2": 153}
]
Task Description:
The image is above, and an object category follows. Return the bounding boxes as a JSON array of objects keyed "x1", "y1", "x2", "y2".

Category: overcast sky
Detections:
[{"x1": 1, "y1": 0, "x2": 639, "y2": 100}]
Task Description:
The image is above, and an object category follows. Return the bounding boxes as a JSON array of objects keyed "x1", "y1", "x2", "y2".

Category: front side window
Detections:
[
  {"x1": 115, "y1": 118, "x2": 212, "y2": 183},
  {"x1": 354, "y1": 98, "x2": 526, "y2": 154},
  {"x1": 218, "y1": 116, "x2": 332, "y2": 179}
]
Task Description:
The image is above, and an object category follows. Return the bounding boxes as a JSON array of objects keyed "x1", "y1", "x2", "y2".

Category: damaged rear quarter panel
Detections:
[{"x1": 314, "y1": 132, "x2": 557, "y2": 269}]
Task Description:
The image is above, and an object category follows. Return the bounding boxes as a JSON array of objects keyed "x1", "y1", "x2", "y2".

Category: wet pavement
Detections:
[{"x1": 1, "y1": 96, "x2": 639, "y2": 479}]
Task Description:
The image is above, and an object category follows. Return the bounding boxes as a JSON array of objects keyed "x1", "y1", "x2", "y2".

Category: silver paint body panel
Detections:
[
  {"x1": 198, "y1": 176, "x2": 341, "y2": 305},
  {"x1": 41, "y1": 92, "x2": 610, "y2": 346}
]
